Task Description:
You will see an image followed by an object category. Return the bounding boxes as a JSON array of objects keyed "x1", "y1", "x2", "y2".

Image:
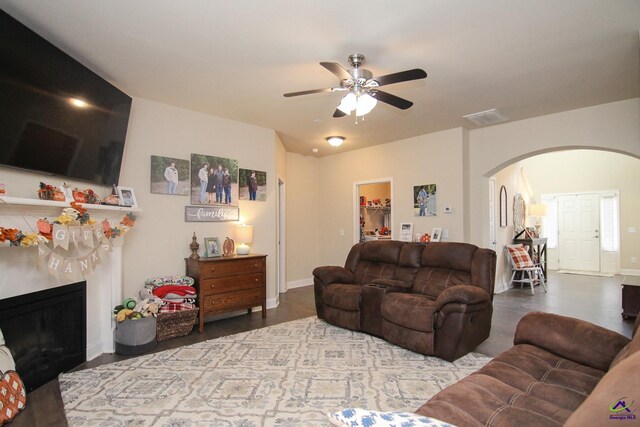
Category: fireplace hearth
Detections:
[{"x1": 0, "y1": 282, "x2": 86, "y2": 391}]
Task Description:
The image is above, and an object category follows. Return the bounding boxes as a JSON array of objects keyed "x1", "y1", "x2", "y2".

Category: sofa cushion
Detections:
[
  {"x1": 478, "y1": 344, "x2": 604, "y2": 411},
  {"x1": 323, "y1": 284, "x2": 362, "y2": 311},
  {"x1": 418, "y1": 343, "x2": 606, "y2": 426},
  {"x1": 381, "y1": 293, "x2": 436, "y2": 332},
  {"x1": 565, "y1": 350, "x2": 640, "y2": 426},
  {"x1": 413, "y1": 267, "x2": 473, "y2": 299},
  {"x1": 417, "y1": 373, "x2": 571, "y2": 426}
]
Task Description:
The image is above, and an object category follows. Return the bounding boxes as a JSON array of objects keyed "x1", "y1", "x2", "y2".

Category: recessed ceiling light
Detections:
[
  {"x1": 69, "y1": 97, "x2": 89, "y2": 108},
  {"x1": 312, "y1": 148, "x2": 319, "y2": 153}
]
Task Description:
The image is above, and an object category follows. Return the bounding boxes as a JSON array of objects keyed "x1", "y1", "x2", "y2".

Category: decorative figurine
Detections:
[
  {"x1": 223, "y1": 237, "x2": 235, "y2": 257},
  {"x1": 189, "y1": 232, "x2": 200, "y2": 259}
]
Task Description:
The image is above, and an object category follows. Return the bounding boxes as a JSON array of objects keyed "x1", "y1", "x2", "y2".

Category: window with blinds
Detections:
[{"x1": 600, "y1": 194, "x2": 619, "y2": 252}]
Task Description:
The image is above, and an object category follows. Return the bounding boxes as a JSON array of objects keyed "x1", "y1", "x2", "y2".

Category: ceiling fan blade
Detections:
[
  {"x1": 333, "y1": 109, "x2": 347, "y2": 118},
  {"x1": 374, "y1": 69, "x2": 427, "y2": 87},
  {"x1": 320, "y1": 62, "x2": 352, "y2": 81},
  {"x1": 371, "y1": 90, "x2": 414, "y2": 110},
  {"x1": 283, "y1": 87, "x2": 344, "y2": 97}
]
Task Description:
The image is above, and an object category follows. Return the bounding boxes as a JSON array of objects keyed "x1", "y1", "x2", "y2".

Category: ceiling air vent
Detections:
[{"x1": 463, "y1": 109, "x2": 509, "y2": 126}]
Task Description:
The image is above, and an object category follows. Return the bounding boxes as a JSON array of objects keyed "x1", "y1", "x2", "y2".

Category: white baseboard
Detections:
[
  {"x1": 621, "y1": 269, "x2": 640, "y2": 276},
  {"x1": 86, "y1": 340, "x2": 104, "y2": 361},
  {"x1": 266, "y1": 296, "x2": 279, "y2": 309},
  {"x1": 286, "y1": 277, "x2": 313, "y2": 290}
]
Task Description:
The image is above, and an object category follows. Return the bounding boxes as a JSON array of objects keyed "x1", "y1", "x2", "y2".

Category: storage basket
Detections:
[{"x1": 156, "y1": 308, "x2": 198, "y2": 342}]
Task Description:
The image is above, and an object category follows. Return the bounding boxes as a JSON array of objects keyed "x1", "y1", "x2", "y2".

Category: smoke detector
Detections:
[{"x1": 463, "y1": 109, "x2": 509, "y2": 126}]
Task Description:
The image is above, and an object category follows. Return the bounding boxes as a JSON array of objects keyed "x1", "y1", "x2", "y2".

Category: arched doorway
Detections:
[{"x1": 486, "y1": 148, "x2": 640, "y2": 292}]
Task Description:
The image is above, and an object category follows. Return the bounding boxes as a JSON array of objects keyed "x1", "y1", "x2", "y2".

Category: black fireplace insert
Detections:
[{"x1": 0, "y1": 281, "x2": 86, "y2": 391}]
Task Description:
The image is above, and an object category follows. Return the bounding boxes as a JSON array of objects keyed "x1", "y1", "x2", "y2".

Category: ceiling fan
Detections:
[{"x1": 283, "y1": 53, "x2": 427, "y2": 120}]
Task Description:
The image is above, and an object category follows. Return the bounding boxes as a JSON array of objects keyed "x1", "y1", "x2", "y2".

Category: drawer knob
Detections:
[
  {"x1": 210, "y1": 301, "x2": 215, "y2": 306},
  {"x1": 255, "y1": 278, "x2": 258, "y2": 282},
  {"x1": 210, "y1": 267, "x2": 215, "y2": 272},
  {"x1": 254, "y1": 264, "x2": 258, "y2": 267},
  {"x1": 210, "y1": 284, "x2": 215, "y2": 289}
]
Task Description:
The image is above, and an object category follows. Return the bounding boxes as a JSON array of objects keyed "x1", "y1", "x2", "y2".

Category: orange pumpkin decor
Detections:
[
  {"x1": 52, "y1": 190, "x2": 66, "y2": 202},
  {"x1": 36, "y1": 219, "x2": 53, "y2": 240},
  {"x1": 223, "y1": 237, "x2": 235, "y2": 256},
  {"x1": 420, "y1": 233, "x2": 431, "y2": 243},
  {"x1": 102, "y1": 219, "x2": 113, "y2": 238},
  {"x1": 72, "y1": 189, "x2": 87, "y2": 203}
]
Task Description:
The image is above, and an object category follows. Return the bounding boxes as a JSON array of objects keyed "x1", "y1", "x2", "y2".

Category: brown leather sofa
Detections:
[
  {"x1": 417, "y1": 311, "x2": 640, "y2": 426},
  {"x1": 313, "y1": 240, "x2": 497, "y2": 361}
]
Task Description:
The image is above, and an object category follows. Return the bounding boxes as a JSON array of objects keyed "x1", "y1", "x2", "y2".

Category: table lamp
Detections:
[
  {"x1": 528, "y1": 204, "x2": 548, "y2": 236},
  {"x1": 235, "y1": 224, "x2": 253, "y2": 255}
]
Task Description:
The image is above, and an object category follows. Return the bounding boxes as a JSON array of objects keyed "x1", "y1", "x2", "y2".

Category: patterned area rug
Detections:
[{"x1": 60, "y1": 317, "x2": 491, "y2": 426}]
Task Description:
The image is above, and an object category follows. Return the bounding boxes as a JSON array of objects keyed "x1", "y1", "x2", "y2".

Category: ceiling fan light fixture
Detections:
[
  {"x1": 326, "y1": 136, "x2": 345, "y2": 147},
  {"x1": 355, "y1": 93, "x2": 377, "y2": 116},
  {"x1": 337, "y1": 92, "x2": 356, "y2": 114}
]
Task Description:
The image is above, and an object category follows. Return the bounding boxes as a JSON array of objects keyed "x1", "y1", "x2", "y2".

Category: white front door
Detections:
[{"x1": 558, "y1": 193, "x2": 600, "y2": 271}]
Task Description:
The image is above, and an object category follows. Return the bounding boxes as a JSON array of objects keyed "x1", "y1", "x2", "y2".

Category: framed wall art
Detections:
[
  {"x1": 190, "y1": 153, "x2": 239, "y2": 206},
  {"x1": 499, "y1": 185, "x2": 508, "y2": 227},
  {"x1": 239, "y1": 169, "x2": 267, "y2": 201},
  {"x1": 413, "y1": 184, "x2": 437, "y2": 217},
  {"x1": 150, "y1": 155, "x2": 190, "y2": 196}
]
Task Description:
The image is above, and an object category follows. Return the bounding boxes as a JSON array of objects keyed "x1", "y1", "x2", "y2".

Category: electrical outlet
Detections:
[
  {"x1": 632, "y1": 257, "x2": 638, "y2": 264},
  {"x1": 629, "y1": 227, "x2": 637, "y2": 234}
]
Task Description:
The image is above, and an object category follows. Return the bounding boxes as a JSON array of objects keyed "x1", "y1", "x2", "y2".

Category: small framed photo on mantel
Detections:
[
  {"x1": 399, "y1": 223, "x2": 413, "y2": 242},
  {"x1": 117, "y1": 186, "x2": 138, "y2": 208}
]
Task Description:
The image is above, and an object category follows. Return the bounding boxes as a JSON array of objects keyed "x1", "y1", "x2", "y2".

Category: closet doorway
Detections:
[{"x1": 354, "y1": 178, "x2": 393, "y2": 244}]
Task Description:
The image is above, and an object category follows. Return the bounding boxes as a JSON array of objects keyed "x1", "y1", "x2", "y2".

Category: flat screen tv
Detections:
[{"x1": 0, "y1": 10, "x2": 132, "y2": 186}]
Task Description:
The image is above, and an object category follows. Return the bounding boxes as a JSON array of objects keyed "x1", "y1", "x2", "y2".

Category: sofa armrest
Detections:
[
  {"x1": 371, "y1": 278, "x2": 412, "y2": 290},
  {"x1": 514, "y1": 312, "x2": 630, "y2": 371},
  {"x1": 435, "y1": 285, "x2": 490, "y2": 311},
  {"x1": 312, "y1": 266, "x2": 355, "y2": 288}
]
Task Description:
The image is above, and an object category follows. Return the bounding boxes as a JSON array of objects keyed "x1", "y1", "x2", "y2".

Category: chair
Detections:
[{"x1": 505, "y1": 244, "x2": 547, "y2": 294}]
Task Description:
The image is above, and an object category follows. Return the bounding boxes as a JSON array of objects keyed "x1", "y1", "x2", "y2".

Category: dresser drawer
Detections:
[
  {"x1": 200, "y1": 258, "x2": 265, "y2": 279},
  {"x1": 202, "y1": 289, "x2": 264, "y2": 314},
  {"x1": 201, "y1": 273, "x2": 264, "y2": 296}
]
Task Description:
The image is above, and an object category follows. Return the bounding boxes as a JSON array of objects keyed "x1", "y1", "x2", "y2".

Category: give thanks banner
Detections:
[
  {"x1": 0, "y1": 203, "x2": 136, "y2": 279},
  {"x1": 37, "y1": 223, "x2": 113, "y2": 278}
]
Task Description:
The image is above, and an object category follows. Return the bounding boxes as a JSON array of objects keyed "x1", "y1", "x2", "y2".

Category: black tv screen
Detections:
[{"x1": 0, "y1": 10, "x2": 132, "y2": 186}]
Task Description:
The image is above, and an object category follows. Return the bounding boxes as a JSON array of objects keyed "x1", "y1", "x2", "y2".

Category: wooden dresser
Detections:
[{"x1": 185, "y1": 254, "x2": 267, "y2": 332}]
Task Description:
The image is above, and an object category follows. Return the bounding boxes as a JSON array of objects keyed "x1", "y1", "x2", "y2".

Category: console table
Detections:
[
  {"x1": 622, "y1": 275, "x2": 640, "y2": 319},
  {"x1": 185, "y1": 254, "x2": 267, "y2": 333},
  {"x1": 513, "y1": 237, "x2": 548, "y2": 277}
]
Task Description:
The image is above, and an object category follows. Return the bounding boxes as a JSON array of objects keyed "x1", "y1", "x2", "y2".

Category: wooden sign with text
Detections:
[{"x1": 184, "y1": 205, "x2": 240, "y2": 222}]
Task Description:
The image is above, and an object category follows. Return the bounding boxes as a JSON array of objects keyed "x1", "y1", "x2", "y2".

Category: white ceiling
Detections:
[{"x1": 2, "y1": 0, "x2": 639, "y2": 156}]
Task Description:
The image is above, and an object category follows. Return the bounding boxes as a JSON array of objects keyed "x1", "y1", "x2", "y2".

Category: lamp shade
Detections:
[
  {"x1": 235, "y1": 224, "x2": 253, "y2": 255},
  {"x1": 529, "y1": 204, "x2": 548, "y2": 217}
]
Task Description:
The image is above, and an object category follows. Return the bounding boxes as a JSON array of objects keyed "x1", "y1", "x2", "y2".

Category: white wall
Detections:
[
  {"x1": 315, "y1": 128, "x2": 466, "y2": 271},
  {"x1": 118, "y1": 98, "x2": 279, "y2": 303},
  {"x1": 285, "y1": 152, "x2": 322, "y2": 285}
]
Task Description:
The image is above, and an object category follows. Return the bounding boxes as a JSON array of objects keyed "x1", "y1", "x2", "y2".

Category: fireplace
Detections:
[{"x1": 0, "y1": 282, "x2": 86, "y2": 391}]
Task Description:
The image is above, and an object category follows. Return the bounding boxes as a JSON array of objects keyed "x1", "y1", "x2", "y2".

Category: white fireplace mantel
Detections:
[{"x1": 0, "y1": 196, "x2": 142, "y2": 360}]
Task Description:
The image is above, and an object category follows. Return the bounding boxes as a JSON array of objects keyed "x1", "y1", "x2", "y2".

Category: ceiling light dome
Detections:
[{"x1": 326, "y1": 136, "x2": 345, "y2": 147}]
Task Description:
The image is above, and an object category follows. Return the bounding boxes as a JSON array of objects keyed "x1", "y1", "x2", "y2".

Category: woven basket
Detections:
[{"x1": 156, "y1": 308, "x2": 198, "y2": 342}]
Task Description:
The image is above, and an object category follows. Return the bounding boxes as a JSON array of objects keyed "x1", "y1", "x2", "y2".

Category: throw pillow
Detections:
[
  {"x1": 507, "y1": 245, "x2": 535, "y2": 268},
  {"x1": 327, "y1": 408, "x2": 454, "y2": 427},
  {"x1": 0, "y1": 371, "x2": 26, "y2": 426}
]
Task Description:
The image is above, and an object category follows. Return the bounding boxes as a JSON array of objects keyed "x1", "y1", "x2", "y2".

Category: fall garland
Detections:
[{"x1": 0, "y1": 202, "x2": 136, "y2": 247}]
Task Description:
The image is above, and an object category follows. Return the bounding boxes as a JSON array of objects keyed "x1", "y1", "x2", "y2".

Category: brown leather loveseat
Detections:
[
  {"x1": 417, "y1": 311, "x2": 640, "y2": 426},
  {"x1": 313, "y1": 240, "x2": 497, "y2": 361}
]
